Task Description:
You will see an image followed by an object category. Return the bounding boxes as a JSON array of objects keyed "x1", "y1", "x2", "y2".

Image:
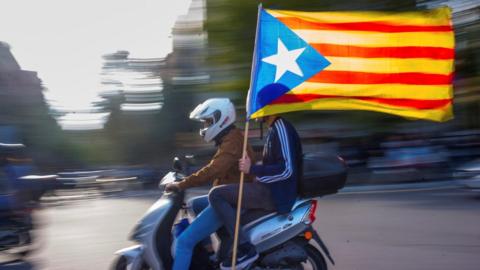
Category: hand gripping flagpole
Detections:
[{"x1": 231, "y1": 4, "x2": 262, "y2": 270}]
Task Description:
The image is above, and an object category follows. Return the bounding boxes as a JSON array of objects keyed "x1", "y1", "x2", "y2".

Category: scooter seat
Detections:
[{"x1": 241, "y1": 209, "x2": 275, "y2": 226}]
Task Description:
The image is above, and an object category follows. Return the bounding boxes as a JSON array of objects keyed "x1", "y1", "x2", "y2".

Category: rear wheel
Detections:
[
  {"x1": 300, "y1": 244, "x2": 327, "y2": 270},
  {"x1": 140, "y1": 261, "x2": 151, "y2": 270}
]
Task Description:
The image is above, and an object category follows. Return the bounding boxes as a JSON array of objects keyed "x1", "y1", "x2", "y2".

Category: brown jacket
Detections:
[{"x1": 177, "y1": 127, "x2": 255, "y2": 190}]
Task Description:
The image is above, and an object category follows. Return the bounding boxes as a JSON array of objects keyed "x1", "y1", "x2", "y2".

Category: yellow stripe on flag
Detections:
[
  {"x1": 266, "y1": 7, "x2": 452, "y2": 26},
  {"x1": 292, "y1": 82, "x2": 453, "y2": 100},
  {"x1": 295, "y1": 30, "x2": 454, "y2": 48},
  {"x1": 324, "y1": 57, "x2": 453, "y2": 74},
  {"x1": 251, "y1": 98, "x2": 453, "y2": 122}
]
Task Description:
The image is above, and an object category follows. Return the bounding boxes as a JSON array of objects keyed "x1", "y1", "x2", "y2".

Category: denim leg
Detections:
[
  {"x1": 208, "y1": 187, "x2": 249, "y2": 245},
  {"x1": 173, "y1": 205, "x2": 223, "y2": 270},
  {"x1": 208, "y1": 183, "x2": 275, "y2": 246},
  {"x1": 187, "y1": 195, "x2": 209, "y2": 216},
  {"x1": 186, "y1": 195, "x2": 212, "y2": 247}
]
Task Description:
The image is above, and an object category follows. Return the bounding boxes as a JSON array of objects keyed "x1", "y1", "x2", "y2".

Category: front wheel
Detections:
[
  {"x1": 111, "y1": 255, "x2": 127, "y2": 270},
  {"x1": 300, "y1": 244, "x2": 327, "y2": 270},
  {"x1": 111, "y1": 256, "x2": 151, "y2": 270}
]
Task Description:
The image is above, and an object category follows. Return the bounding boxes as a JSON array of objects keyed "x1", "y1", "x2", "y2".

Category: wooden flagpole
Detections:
[
  {"x1": 231, "y1": 120, "x2": 249, "y2": 270},
  {"x1": 231, "y1": 4, "x2": 262, "y2": 270}
]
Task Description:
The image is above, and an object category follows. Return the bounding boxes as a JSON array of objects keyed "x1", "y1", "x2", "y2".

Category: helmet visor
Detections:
[{"x1": 203, "y1": 118, "x2": 214, "y2": 128}]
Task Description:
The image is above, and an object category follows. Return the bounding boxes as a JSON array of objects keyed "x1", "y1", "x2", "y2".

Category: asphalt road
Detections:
[{"x1": 1, "y1": 187, "x2": 479, "y2": 270}]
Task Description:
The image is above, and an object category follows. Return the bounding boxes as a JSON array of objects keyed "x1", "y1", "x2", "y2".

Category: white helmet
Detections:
[{"x1": 189, "y1": 98, "x2": 236, "y2": 143}]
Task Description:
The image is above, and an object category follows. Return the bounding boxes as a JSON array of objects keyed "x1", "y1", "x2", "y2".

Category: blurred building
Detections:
[
  {"x1": 75, "y1": 0, "x2": 213, "y2": 164},
  {"x1": 0, "y1": 42, "x2": 21, "y2": 72},
  {"x1": 100, "y1": 51, "x2": 165, "y2": 113},
  {"x1": 0, "y1": 42, "x2": 45, "y2": 126},
  {"x1": 166, "y1": 0, "x2": 209, "y2": 88},
  {"x1": 161, "y1": 0, "x2": 217, "y2": 150},
  {"x1": 0, "y1": 41, "x2": 64, "y2": 169}
]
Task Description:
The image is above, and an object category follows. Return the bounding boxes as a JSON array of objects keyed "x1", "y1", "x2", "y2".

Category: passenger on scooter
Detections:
[
  {"x1": 165, "y1": 98, "x2": 255, "y2": 270},
  {"x1": 209, "y1": 109, "x2": 302, "y2": 270}
]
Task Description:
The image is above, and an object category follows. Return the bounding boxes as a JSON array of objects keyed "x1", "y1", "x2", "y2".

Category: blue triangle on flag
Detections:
[{"x1": 249, "y1": 9, "x2": 331, "y2": 117}]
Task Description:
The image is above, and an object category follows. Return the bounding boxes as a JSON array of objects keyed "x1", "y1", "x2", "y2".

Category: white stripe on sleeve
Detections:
[{"x1": 258, "y1": 119, "x2": 292, "y2": 183}]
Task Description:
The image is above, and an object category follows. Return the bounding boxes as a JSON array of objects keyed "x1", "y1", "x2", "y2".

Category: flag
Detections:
[{"x1": 247, "y1": 7, "x2": 455, "y2": 122}]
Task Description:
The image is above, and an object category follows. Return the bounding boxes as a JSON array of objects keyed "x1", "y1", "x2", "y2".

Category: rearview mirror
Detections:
[
  {"x1": 185, "y1": 154, "x2": 195, "y2": 166},
  {"x1": 173, "y1": 157, "x2": 183, "y2": 172}
]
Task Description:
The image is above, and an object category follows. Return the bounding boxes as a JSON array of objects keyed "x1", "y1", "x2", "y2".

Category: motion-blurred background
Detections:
[
  {"x1": 1, "y1": 0, "x2": 480, "y2": 269},
  {"x1": 1, "y1": 0, "x2": 479, "y2": 188}
]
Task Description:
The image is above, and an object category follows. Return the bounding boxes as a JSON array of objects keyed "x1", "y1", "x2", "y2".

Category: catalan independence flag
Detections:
[{"x1": 247, "y1": 7, "x2": 455, "y2": 122}]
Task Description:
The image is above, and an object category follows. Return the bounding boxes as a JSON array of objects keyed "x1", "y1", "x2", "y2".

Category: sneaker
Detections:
[
  {"x1": 208, "y1": 251, "x2": 217, "y2": 263},
  {"x1": 221, "y1": 243, "x2": 259, "y2": 270}
]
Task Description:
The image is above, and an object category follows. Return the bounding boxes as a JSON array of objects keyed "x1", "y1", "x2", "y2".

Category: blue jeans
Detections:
[
  {"x1": 209, "y1": 183, "x2": 275, "y2": 246},
  {"x1": 188, "y1": 195, "x2": 209, "y2": 216},
  {"x1": 187, "y1": 195, "x2": 213, "y2": 247},
  {"x1": 173, "y1": 196, "x2": 223, "y2": 270}
]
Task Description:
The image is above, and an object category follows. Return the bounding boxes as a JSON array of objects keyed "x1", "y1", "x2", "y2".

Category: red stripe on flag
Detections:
[
  {"x1": 277, "y1": 17, "x2": 453, "y2": 32},
  {"x1": 311, "y1": 44, "x2": 454, "y2": 59},
  {"x1": 272, "y1": 94, "x2": 452, "y2": 110},
  {"x1": 309, "y1": 71, "x2": 453, "y2": 85}
]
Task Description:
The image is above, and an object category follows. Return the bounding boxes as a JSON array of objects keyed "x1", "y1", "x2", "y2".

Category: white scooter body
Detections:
[{"x1": 113, "y1": 171, "x2": 333, "y2": 270}]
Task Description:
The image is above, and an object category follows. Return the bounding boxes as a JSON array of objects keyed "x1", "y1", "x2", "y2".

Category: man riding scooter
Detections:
[
  {"x1": 113, "y1": 100, "x2": 342, "y2": 270},
  {"x1": 164, "y1": 98, "x2": 255, "y2": 270}
]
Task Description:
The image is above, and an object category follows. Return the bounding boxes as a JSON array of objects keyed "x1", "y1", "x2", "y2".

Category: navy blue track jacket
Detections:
[{"x1": 250, "y1": 117, "x2": 302, "y2": 214}]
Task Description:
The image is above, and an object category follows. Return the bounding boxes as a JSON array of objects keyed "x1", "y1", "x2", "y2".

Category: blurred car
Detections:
[
  {"x1": 57, "y1": 166, "x2": 160, "y2": 191},
  {"x1": 98, "y1": 166, "x2": 159, "y2": 189},
  {"x1": 368, "y1": 144, "x2": 448, "y2": 170},
  {"x1": 454, "y1": 158, "x2": 480, "y2": 190},
  {"x1": 57, "y1": 170, "x2": 106, "y2": 189}
]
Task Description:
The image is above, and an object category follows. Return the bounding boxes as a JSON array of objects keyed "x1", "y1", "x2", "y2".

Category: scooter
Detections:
[
  {"x1": 0, "y1": 143, "x2": 55, "y2": 258},
  {"x1": 0, "y1": 207, "x2": 34, "y2": 258},
  {"x1": 112, "y1": 155, "x2": 347, "y2": 270}
]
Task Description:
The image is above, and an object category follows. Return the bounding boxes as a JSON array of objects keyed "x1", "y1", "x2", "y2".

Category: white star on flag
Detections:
[{"x1": 262, "y1": 38, "x2": 306, "y2": 82}]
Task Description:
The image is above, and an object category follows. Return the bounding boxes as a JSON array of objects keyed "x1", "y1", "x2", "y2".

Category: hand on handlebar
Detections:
[{"x1": 165, "y1": 182, "x2": 181, "y2": 192}]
